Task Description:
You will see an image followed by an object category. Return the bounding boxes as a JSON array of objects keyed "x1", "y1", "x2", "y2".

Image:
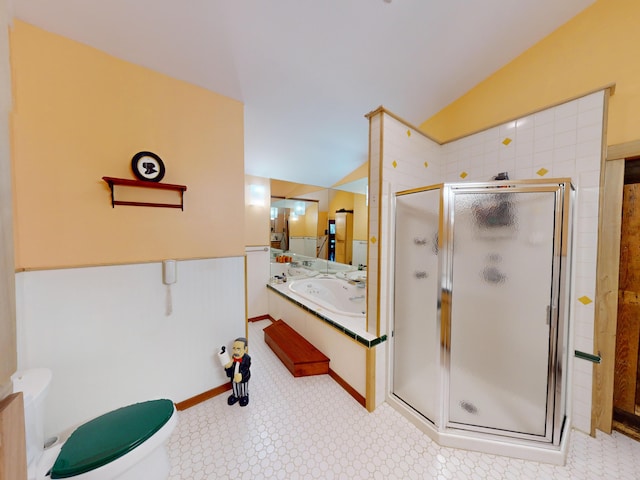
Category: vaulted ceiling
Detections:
[{"x1": 13, "y1": 0, "x2": 595, "y2": 188}]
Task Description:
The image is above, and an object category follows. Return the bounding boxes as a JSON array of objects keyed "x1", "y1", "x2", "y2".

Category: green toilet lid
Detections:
[{"x1": 50, "y1": 399, "x2": 174, "y2": 479}]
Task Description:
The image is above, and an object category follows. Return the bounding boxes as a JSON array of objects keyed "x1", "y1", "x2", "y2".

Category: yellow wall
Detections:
[
  {"x1": 304, "y1": 203, "x2": 319, "y2": 237},
  {"x1": 420, "y1": 0, "x2": 636, "y2": 146},
  {"x1": 333, "y1": 161, "x2": 368, "y2": 188},
  {"x1": 328, "y1": 191, "x2": 369, "y2": 239},
  {"x1": 317, "y1": 211, "x2": 328, "y2": 237},
  {"x1": 328, "y1": 190, "x2": 355, "y2": 220},
  {"x1": 10, "y1": 21, "x2": 245, "y2": 269},
  {"x1": 353, "y1": 193, "x2": 367, "y2": 241},
  {"x1": 288, "y1": 211, "x2": 305, "y2": 236}
]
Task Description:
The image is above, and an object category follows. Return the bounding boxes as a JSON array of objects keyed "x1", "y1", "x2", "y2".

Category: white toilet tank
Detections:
[{"x1": 12, "y1": 368, "x2": 53, "y2": 471}]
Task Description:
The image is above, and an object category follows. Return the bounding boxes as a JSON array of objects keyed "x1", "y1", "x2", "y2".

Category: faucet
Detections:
[{"x1": 348, "y1": 279, "x2": 366, "y2": 288}]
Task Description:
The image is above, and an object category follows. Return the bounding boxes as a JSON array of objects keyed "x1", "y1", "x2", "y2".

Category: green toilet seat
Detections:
[{"x1": 50, "y1": 399, "x2": 175, "y2": 479}]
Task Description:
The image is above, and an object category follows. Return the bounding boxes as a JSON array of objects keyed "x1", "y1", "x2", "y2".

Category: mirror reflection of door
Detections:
[
  {"x1": 270, "y1": 207, "x2": 288, "y2": 250},
  {"x1": 613, "y1": 158, "x2": 640, "y2": 441}
]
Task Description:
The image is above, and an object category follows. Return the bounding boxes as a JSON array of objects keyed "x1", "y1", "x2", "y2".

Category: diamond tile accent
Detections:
[
  {"x1": 578, "y1": 296, "x2": 593, "y2": 305},
  {"x1": 537, "y1": 167, "x2": 549, "y2": 176},
  {"x1": 503, "y1": 137, "x2": 512, "y2": 145},
  {"x1": 392, "y1": 160, "x2": 397, "y2": 168},
  {"x1": 460, "y1": 171, "x2": 468, "y2": 179}
]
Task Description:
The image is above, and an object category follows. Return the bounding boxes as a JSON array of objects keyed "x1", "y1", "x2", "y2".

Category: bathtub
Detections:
[{"x1": 288, "y1": 277, "x2": 366, "y2": 318}]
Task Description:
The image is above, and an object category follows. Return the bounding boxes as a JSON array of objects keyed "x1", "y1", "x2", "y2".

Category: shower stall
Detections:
[{"x1": 390, "y1": 179, "x2": 573, "y2": 464}]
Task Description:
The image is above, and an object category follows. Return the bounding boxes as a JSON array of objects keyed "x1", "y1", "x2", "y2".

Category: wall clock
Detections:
[{"x1": 131, "y1": 151, "x2": 166, "y2": 182}]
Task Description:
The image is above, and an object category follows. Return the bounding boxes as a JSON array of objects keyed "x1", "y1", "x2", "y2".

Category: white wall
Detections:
[
  {"x1": 246, "y1": 246, "x2": 270, "y2": 319},
  {"x1": 16, "y1": 257, "x2": 246, "y2": 437}
]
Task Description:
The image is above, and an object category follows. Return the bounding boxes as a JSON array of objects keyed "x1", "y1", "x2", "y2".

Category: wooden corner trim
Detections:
[
  {"x1": 175, "y1": 383, "x2": 231, "y2": 411},
  {"x1": 329, "y1": 368, "x2": 366, "y2": 408}
]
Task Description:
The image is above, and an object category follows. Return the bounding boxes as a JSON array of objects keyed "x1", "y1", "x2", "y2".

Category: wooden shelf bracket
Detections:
[{"x1": 102, "y1": 177, "x2": 187, "y2": 210}]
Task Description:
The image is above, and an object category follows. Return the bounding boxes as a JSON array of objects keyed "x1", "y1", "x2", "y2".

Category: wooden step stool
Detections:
[{"x1": 263, "y1": 320, "x2": 329, "y2": 377}]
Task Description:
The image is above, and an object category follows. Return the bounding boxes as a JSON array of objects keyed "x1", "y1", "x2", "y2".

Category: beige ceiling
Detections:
[{"x1": 12, "y1": 0, "x2": 595, "y2": 188}]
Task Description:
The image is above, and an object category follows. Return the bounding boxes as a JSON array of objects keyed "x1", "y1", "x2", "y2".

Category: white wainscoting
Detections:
[
  {"x1": 288, "y1": 236, "x2": 317, "y2": 257},
  {"x1": 246, "y1": 246, "x2": 270, "y2": 319},
  {"x1": 303, "y1": 236, "x2": 317, "y2": 257},
  {"x1": 288, "y1": 236, "x2": 305, "y2": 256},
  {"x1": 15, "y1": 257, "x2": 246, "y2": 438}
]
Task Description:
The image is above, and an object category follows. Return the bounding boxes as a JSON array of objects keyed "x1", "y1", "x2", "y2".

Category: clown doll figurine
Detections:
[{"x1": 224, "y1": 337, "x2": 251, "y2": 406}]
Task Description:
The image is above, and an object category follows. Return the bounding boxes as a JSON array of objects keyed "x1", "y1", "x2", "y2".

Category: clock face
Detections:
[{"x1": 131, "y1": 151, "x2": 166, "y2": 182}]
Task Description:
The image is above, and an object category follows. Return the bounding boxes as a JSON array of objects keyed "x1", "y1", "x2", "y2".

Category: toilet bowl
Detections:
[{"x1": 12, "y1": 369, "x2": 178, "y2": 480}]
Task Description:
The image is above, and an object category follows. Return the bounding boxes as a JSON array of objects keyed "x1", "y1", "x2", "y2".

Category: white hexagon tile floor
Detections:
[{"x1": 166, "y1": 320, "x2": 640, "y2": 479}]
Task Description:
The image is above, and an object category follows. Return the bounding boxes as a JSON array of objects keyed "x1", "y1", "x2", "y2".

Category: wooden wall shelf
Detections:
[{"x1": 102, "y1": 176, "x2": 187, "y2": 209}]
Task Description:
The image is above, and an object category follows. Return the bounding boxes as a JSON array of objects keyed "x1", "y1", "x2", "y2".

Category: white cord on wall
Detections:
[{"x1": 165, "y1": 284, "x2": 173, "y2": 316}]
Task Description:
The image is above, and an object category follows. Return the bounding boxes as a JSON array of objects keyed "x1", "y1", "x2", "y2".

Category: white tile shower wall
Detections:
[
  {"x1": 381, "y1": 116, "x2": 442, "y2": 330},
  {"x1": 442, "y1": 92, "x2": 604, "y2": 434},
  {"x1": 15, "y1": 257, "x2": 246, "y2": 438},
  {"x1": 370, "y1": 90, "x2": 605, "y2": 434},
  {"x1": 382, "y1": 117, "x2": 443, "y2": 193}
]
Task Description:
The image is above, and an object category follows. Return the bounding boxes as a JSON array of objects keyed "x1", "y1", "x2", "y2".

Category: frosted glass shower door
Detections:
[
  {"x1": 446, "y1": 187, "x2": 561, "y2": 439},
  {"x1": 392, "y1": 187, "x2": 441, "y2": 425}
]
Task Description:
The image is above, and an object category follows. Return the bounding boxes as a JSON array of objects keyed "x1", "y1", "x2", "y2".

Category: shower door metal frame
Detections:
[
  {"x1": 390, "y1": 178, "x2": 573, "y2": 447},
  {"x1": 441, "y1": 179, "x2": 573, "y2": 445},
  {"x1": 390, "y1": 183, "x2": 446, "y2": 429}
]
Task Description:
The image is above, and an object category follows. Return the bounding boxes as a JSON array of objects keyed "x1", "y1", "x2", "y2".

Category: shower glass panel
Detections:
[
  {"x1": 391, "y1": 179, "x2": 572, "y2": 450},
  {"x1": 446, "y1": 187, "x2": 559, "y2": 439},
  {"x1": 393, "y1": 186, "x2": 442, "y2": 425}
]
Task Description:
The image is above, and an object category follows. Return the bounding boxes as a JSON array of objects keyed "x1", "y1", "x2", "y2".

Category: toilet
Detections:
[{"x1": 12, "y1": 368, "x2": 178, "y2": 480}]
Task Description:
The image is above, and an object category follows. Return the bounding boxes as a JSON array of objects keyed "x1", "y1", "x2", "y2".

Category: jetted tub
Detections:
[{"x1": 288, "y1": 276, "x2": 366, "y2": 318}]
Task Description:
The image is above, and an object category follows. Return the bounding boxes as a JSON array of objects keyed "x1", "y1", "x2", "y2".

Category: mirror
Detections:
[{"x1": 269, "y1": 178, "x2": 368, "y2": 275}]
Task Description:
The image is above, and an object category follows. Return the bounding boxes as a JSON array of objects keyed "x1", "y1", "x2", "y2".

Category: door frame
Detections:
[{"x1": 593, "y1": 138, "x2": 640, "y2": 434}]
